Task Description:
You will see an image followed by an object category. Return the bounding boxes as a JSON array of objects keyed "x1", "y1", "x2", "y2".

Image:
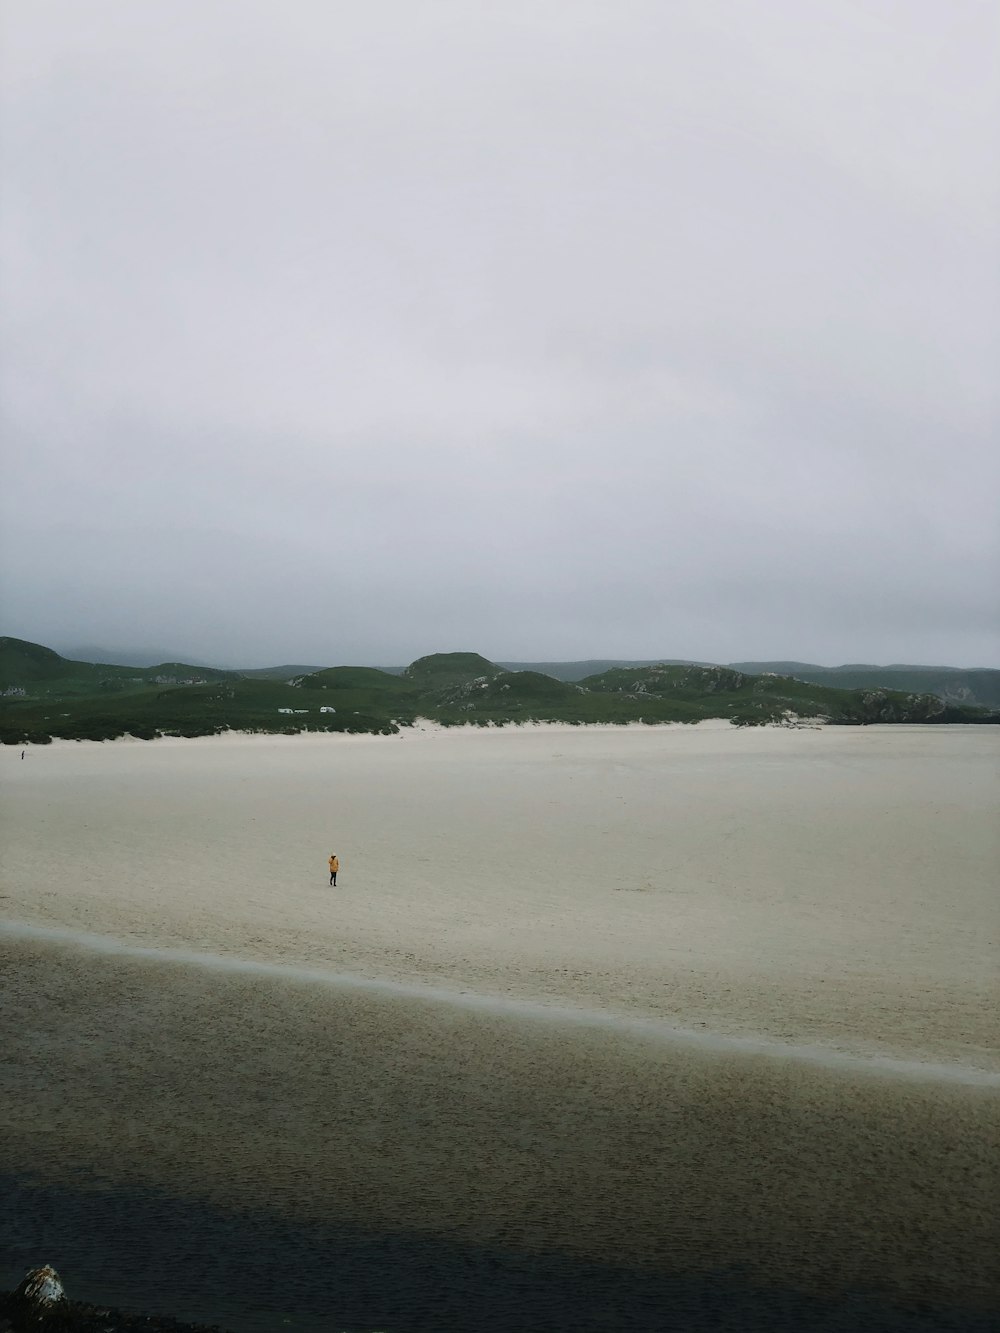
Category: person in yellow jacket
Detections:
[{"x1": 328, "y1": 853, "x2": 339, "y2": 886}]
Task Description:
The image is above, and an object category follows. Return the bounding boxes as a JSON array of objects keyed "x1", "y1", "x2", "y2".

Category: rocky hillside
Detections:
[
  {"x1": 728, "y1": 661, "x2": 1000, "y2": 709},
  {"x1": 580, "y1": 664, "x2": 970, "y2": 727},
  {"x1": 503, "y1": 656, "x2": 1000, "y2": 707}
]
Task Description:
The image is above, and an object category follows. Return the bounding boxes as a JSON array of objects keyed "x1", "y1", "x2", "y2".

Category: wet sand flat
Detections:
[
  {"x1": 2, "y1": 935, "x2": 998, "y2": 1323},
  {"x1": 1, "y1": 723, "x2": 997, "y2": 1067},
  {"x1": 1, "y1": 724, "x2": 998, "y2": 1328}
]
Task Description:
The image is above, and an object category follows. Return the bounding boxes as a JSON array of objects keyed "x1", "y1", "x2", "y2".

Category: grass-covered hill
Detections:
[
  {"x1": 403, "y1": 652, "x2": 502, "y2": 685},
  {"x1": 502, "y1": 656, "x2": 1000, "y2": 706},
  {"x1": 234, "y1": 664, "x2": 322, "y2": 680},
  {"x1": 499, "y1": 658, "x2": 711, "y2": 680},
  {"x1": 580, "y1": 664, "x2": 977, "y2": 726},
  {"x1": 728, "y1": 662, "x2": 1000, "y2": 710},
  {"x1": 0, "y1": 674, "x2": 399, "y2": 744},
  {"x1": 0, "y1": 642, "x2": 994, "y2": 744},
  {"x1": 292, "y1": 665, "x2": 421, "y2": 718},
  {"x1": 0, "y1": 637, "x2": 81, "y2": 684},
  {"x1": 0, "y1": 636, "x2": 237, "y2": 695},
  {"x1": 297, "y1": 665, "x2": 415, "y2": 692}
]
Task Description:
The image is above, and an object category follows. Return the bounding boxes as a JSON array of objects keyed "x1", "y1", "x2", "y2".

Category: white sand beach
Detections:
[
  {"x1": 1, "y1": 721, "x2": 997, "y2": 1069},
  {"x1": 2, "y1": 722, "x2": 999, "y2": 1316}
]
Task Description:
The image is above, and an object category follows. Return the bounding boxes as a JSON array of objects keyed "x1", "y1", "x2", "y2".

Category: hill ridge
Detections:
[{"x1": 1, "y1": 638, "x2": 995, "y2": 743}]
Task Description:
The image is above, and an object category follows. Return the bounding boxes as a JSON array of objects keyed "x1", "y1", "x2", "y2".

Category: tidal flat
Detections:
[{"x1": 1, "y1": 724, "x2": 997, "y2": 1330}]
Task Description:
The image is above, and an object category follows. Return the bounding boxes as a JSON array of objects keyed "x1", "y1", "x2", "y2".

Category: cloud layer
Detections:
[{"x1": 2, "y1": 1, "x2": 997, "y2": 666}]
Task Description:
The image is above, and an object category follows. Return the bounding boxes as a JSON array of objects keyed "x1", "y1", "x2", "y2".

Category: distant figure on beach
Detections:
[{"x1": 328, "y1": 853, "x2": 339, "y2": 886}]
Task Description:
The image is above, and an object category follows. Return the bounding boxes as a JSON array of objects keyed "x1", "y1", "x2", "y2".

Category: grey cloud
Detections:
[{"x1": 1, "y1": 0, "x2": 997, "y2": 667}]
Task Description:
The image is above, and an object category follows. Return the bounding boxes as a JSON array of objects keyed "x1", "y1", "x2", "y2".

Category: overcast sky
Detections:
[{"x1": 2, "y1": 1, "x2": 997, "y2": 668}]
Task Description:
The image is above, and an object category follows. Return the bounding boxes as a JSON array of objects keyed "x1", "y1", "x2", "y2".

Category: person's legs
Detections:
[{"x1": 332, "y1": 872, "x2": 337, "y2": 886}]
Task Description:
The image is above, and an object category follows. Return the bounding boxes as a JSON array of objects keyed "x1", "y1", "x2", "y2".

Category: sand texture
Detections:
[
  {"x1": 2, "y1": 722, "x2": 997, "y2": 1068},
  {"x1": 1, "y1": 723, "x2": 998, "y2": 1327}
]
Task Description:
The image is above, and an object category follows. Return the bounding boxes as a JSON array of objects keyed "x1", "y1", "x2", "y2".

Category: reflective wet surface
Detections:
[
  {"x1": 4, "y1": 1175, "x2": 996, "y2": 1332},
  {"x1": 3, "y1": 936, "x2": 998, "y2": 1331}
]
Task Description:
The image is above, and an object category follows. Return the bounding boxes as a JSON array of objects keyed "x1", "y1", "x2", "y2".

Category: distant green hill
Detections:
[
  {"x1": 53, "y1": 644, "x2": 218, "y2": 668},
  {"x1": 0, "y1": 637, "x2": 80, "y2": 684},
  {"x1": 235, "y1": 664, "x2": 322, "y2": 681},
  {"x1": 403, "y1": 652, "x2": 502, "y2": 685},
  {"x1": 298, "y1": 666, "x2": 414, "y2": 691},
  {"x1": 0, "y1": 669, "x2": 395, "y2": 743},
  {"x1": 584, "y1": 664, "x2": 748, "y2": 696},
  {"x1": 293, "y1": 666, "x2": 420, "y2": 718},
  {"x1": 499, "y1": 658, "x2": 708, "y2": 681},
  {"x1": 581, "y1": 663, "x2": 978, "y2": 726},
  {"x1": 503, "y1": 656, "x2": 1000, "y2": 707},
  {"x1": 0, "y1": 636, "x2": 237, "y2": 696},
  {"x1": 1, "y1": 639, "x2": 994, "y2": 743},
  {"x1": 729, "y1": 662, "x2": 1000, "y2": 709},
  {"x1": 432, "y1": 669, "x2": 581, "y2": 710}
]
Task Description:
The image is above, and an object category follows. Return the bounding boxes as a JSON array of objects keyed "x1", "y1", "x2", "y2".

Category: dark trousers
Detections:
[{"x1": 330, "y1": 873, "x2": 337, "y2": 885}]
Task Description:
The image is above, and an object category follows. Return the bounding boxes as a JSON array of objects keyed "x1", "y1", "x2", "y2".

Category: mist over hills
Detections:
[{"x1": 54, "y1": 644, "x2": 222, "y2": 669}]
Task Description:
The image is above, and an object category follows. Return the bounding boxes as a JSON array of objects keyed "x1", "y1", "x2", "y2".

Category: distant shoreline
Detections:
[
  {"x1": 14, "y1": 715, "x2": 1000, "y2": 751},
  {"x1": 16, "y1": 716, "x2": 734, "y2": 748}
]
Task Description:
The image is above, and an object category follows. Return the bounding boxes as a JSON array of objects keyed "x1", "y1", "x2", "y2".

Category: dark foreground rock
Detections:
[{"x1": 0, "y1": 1266, "x2": 232, "y2": 1333}]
